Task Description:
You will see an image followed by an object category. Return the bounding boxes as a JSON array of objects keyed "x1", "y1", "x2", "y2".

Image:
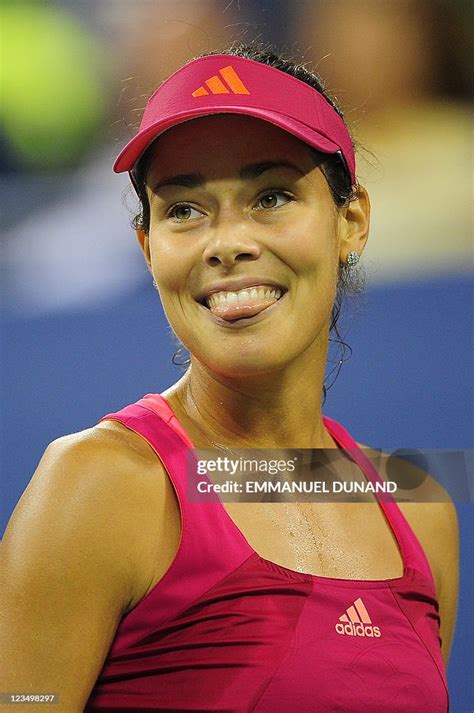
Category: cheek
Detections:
[
  {"x1": 288, "y1": 211, "x2": 339, "y2": 273},
  {"x1": 149, "y1": 232, "x2": 190, "y2": 293}
]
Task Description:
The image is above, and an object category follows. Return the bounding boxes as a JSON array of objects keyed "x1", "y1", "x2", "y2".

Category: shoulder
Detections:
[
  {"x1": 389, "y1": 454, "x2": 459, "y2": 666},
  {"x1": 47, "y1": 418, "x2": 167, "y2": 490},
  {"x1": 34, "y1": 421, "x2": 169, "y2": 532},
  {"x1": 356, "y1": 442, "x2": 459, "y2": 581},
  {"x1": 0, "y1": 422, "x2": 175, "y2": 704},
  {"x1": 357, "y1": 442, "x2": 459, "y2": 664},
  {"x1": 4, "y1": 420, "x2": 172, "y2": 612}
]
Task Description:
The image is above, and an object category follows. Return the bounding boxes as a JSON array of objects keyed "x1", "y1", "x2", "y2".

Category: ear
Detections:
[
  {"x1": 337, "y1": 186, "x2": 370, "y2": 265},
  {"x1": 135, "y1": 229, "x2": 152, "y2": 269}
]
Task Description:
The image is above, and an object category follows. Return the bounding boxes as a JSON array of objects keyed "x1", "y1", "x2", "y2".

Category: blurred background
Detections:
[{"x1": 1, "y1": 0, "x2": 472, "y2": 706}]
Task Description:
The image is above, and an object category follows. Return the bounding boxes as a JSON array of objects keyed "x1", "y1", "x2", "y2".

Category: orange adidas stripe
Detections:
[
  {"x1": 219, "y1": 66, "x2": 250, "y2": 95},
  {"x1": 339, "y1": 597, "x2": 373, "y2": 625},
  {"x1": 205, "y1": 75, "x2": 229, "y2": 94},
  {"x1": 346, "y1": 605, "x2": 361, "y2": 624},
  {"x1": 192, "y1": 86, "x2": 208, "y2": 97},
  {"x1": 353, "y1": 597, "x2": 372, "y2": 624}
]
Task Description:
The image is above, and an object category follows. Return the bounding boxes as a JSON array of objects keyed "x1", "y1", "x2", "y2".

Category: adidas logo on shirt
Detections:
[
  {"x1": 335, "y1": 597, "x2": 381, "y2": 638},
  {"x1": 192, "y1": 65, "x2": 251, "y2": 97}
]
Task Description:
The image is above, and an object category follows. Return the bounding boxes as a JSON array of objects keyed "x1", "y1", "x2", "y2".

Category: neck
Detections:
[{"x1": 163, "y1": 350, "x2": 338, "y2": 450}]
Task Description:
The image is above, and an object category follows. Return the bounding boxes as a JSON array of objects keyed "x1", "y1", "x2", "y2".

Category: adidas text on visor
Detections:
[{"x1": 114, "y1": 54, "x2": 356, "y2": 185}]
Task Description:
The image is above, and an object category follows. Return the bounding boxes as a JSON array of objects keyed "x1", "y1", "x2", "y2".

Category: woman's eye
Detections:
[
  {"x1": 168, "y1": 204, "x2": 202, "y2": 221},
  {"x1": 256, "y1": 191, "x2": 292, "y2": 210}
]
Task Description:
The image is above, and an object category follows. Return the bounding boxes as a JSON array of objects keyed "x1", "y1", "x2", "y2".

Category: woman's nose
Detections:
[{"x1": 202, "y1": 226, "x2": 262, "y2": 267}]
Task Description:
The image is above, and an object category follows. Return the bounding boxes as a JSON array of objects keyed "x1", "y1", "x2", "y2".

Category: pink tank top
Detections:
[{"x1": 85, "y1": 393, "x2": 449, "y2": 712}]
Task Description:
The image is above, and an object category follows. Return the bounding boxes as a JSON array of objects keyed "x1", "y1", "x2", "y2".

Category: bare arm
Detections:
[
  {"x1": 400, "y1": 498, "x2": 459, "y2": 666},
  {"x1": 423, "y1": 498, "x2": 459, "y2": 666},
  {"x1": 0, "y1": 428, "x2": 164, "y2": 711},
  {"x1": 360, "y1": 444, "x2": 460, "y2": 666}
]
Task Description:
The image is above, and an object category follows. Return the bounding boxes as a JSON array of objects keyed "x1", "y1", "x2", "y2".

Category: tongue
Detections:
[{"x1": 209, "y1": 296, "x2": 278, "y2": 321}]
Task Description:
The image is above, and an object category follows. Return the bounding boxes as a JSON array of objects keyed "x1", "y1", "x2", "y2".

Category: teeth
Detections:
[{"x1": 206, "y1": 286, "x2": 283, "y2": 309}]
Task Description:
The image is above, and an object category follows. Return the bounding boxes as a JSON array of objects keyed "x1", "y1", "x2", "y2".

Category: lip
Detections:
[
  {"x1": 196, "y1": 278, "x2": 287, "y2": 304},
  {"x1": 197, "y1": 290, "x2": 287, "y2": 328}
]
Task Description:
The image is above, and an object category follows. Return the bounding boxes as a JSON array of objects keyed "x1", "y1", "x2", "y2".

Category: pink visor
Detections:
[{"x1": 114, "y1": 54, "x2": 356, "y2": 184}]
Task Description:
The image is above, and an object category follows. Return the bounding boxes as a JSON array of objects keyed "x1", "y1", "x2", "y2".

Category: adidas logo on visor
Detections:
[
  {"x1": 335, "y1": 597, "x2": 381, "y2": 638},
  {"x1": 192, "y1": 65, "x2": 250, "y2": 97}
]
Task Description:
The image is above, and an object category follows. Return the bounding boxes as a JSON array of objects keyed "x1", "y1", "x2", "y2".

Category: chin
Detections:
[{"x1": 195, "y1": 345, "x2": 295, "y2": 379}]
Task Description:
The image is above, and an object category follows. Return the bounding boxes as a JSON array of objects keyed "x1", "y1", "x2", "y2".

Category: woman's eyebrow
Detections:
[
  {"x1": 151, "y1": 161, "x2": 305, "y2": 194},
  {"x1": 152, "y1": 173, "x2": 205, "y2": 193}
]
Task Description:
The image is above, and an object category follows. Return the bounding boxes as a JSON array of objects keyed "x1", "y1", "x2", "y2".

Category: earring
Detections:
[
  {"x1": 172, "y1": 346, "x2": 191, "y2": 366},
  {"x1": 346, "y1": 251, "x2": 360, "y2": 267}
]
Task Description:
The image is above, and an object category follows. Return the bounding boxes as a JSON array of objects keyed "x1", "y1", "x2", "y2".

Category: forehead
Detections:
[{"x1": 144, "y1": 114, "x2": 318, "y2": 182}]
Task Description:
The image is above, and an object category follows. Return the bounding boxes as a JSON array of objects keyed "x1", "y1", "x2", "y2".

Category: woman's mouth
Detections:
[{"x1": 198, "y1": 285, "x2": 287, "y2": 327}]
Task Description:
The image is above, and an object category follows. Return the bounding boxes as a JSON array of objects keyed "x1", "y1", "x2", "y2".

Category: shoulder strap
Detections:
[
  {"x1": 97, "y1": 398, "x2": 252, "y2": 648},
  {"x1": 323, "y1": 415, "x2": 436, "y2": 588}
]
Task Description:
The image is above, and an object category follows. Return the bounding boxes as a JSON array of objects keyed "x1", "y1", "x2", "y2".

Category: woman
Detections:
[{"x1": 1, "y1": 45, "x2": 458, "y2": 712}]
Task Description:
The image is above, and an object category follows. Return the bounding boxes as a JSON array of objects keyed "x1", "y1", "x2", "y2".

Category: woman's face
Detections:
[{"x1": 142, "y1": 114, "x2": 367, "y2": 378}]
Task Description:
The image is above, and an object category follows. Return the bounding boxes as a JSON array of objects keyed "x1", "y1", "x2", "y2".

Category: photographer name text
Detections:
[{"x1": 195, "y1": 479, "x2": 397, "y2": 494}]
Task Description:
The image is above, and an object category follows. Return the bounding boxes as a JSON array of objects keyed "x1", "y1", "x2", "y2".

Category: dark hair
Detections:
[{"x1": 131, "y1": 43, "x2": 366, "y2": 402}]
